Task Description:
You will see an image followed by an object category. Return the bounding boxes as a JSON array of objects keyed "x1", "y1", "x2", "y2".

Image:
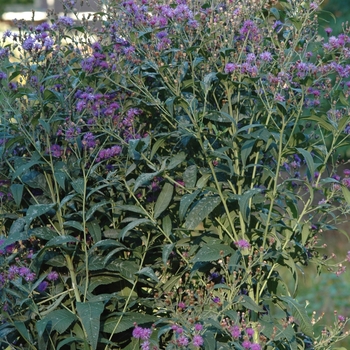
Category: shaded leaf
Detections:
[
  {"x1": 184, "y1": 195, "x2": 221, "y2": 230},
  {"x1": 76, "y1": 302, "x2": 104, "y2": 350},
  {"x1": 183, "y1": 165, "x2": 198, "y2": 188},
  {"x1": 40, "y1": 309, "x2": 77, "y2": 334},
  {"x1": 10, "y1": 184, "x2": 23, "y2": 207},
  {"x1": 136, "y1": 267, "x2": 159, "y2": 283},
  {"x1": 193, "y1": 244, "x2": 235, "y2": 263},
  {"x1": 154, "y1": 183, "x2": 173, "y2": 219},
  {"x1": 179, "y1": 189, "x2": 200, "y2": 222},
  {"x1": 119, "y1": 219, "x2": 153, "y2": 240}
]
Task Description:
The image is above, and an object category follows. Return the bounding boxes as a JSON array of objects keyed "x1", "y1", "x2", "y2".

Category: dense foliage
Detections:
[{"x1": 1, "y1": 0, "x2": 350, "y2": 349}]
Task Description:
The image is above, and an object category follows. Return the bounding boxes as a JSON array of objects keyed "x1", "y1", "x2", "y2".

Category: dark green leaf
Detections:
[
  {"x1": 193, "y1": 244, "x2": 235, "y2": 263},
  {"x1": 76, "y1": 302, "x2": 104, "y2": 350},
  {"x1": 86, "y1": 200, "x2": 109, "y2": 221},
  {"x1": 167, "y1": 152, "x2": 186, "y2": 170},
  {"x1": 87, "y1": 221, "x2": 102, "y2": 242},
  {"x1": 136, "y1": 267, "x2": 159, "y2": 283},
  {"x1": 26, "y1": 204, "x2": 55, "y2": 227},
  {"x1": 38, "y1": 309, "x2": 77, "y2": 335},
  {"x1": 296, "y1": 148, "x2": 315, "y2": 178},
  {"x1": 134, "y1": 171, "x2": 161, "y2": 192},
  {"x1": 10, "y1": 184, "x2": 23, "y2": 207},
  {"x1": 102, "y1": 313, "x2": 157, "y2": 334},
  {"x1": 183, "y1": 165, "x2": 198, "y2": 188},
  {"x1": 72, "y1": 178, "x2": 85, "y2": 195},
  {"x1": 279, "y1": 296, "x2": 313, "y2": 337},
  {"x1": 30, "y1": 227, "x2": 58, "y2": 240},
  {"x1": 241, "y1": 139, "x2": 256, "y2": 168},
  {"x1": 119, "y1": 219, "x2": 153, "y2": 240},
  {"x1": 179, "y1": 190, "x2": 200, "y2": 222},
  {"x1": 154, "y1": 183, "x2": 174, "y2": 219},
  {"x1": 45, "y1": 235, "x2": 78, "y2": 247},
  {"x1": 184, "y1": 195, "x2": 221, "y2": 230},
  {"x1": 162, "y1": 243, "x2": 175, "y2": 265}
]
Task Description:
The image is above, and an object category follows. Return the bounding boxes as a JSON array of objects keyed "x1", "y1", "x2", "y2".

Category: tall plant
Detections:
[{"x1": 0, "y1": 0, "x2": 350, "y2": 349}]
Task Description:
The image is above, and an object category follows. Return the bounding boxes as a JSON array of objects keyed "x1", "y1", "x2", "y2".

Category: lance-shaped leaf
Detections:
[
  {"x1": 184, "y1": 195, "x2": 221, "y2": 230},
  {"x1": 76, "y1": 301, "x2": 104, "y2": 350},
  {"x1": 154, "y1": 183, "x2": 173, "y2": 219}
]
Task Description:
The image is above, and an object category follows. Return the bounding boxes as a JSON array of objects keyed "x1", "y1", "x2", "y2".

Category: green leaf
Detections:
[
  {"x1": 237, "y1": 188, "x2": 261, "y2": 223},
  {"x1": 116, "y1": 204, "x2": 148, "y2": 216},
  {"x1": 162, "y1": 215, "x2": 172, "y2": 236},
  {"x1": 279, "y1": 296, "x2": 313, "y2": 337},
  {"x1": 296, "y1": 148, "x2": 315, "y2": 178},
  {"x1": 26, "y1": 203, "x2": 55, "y2": 227},
  {"x1": 86, "y1": 200, "x2": 109, "y2": 221},
  {"x1": 76, "y1": 302, "x2": 104, "y2": 350},
  {"x1": 184, "y1": 195, "x2": 221, "y2": 230},
  {"x1": 13, "y1": 321, "x2": 32, "y2": 343},
  {"x1": 134, "y1": 171, "x2": 160, "y2": 192},
  {"x1": 119, "y1": 219, "x2": 153, "y2": 240},
  {"x1": 179, "y1": 189, "x2": 200, "y2": 222},
  {"x1": 30, "y1": 227, "x2": 58, "y2": 240},
  {"x1": 102, "y1": 313, "x2": 157, "y2": 334},
  {"x1": 183, "y1": 165, "x2": 198, "y2": 188},
  {"x1": 167, "y1": 152, "x2": 186, "y2": 170},
  {"x1": 154, "y1": 183, "x2": 174, "y2": 219},
  {"x1": 45, "y1": 235, "x2": 78, "y2": 247},
  {"x1": 342, "y1": 186, "x2": 350, "y2": 205},
  {"x1": 9, "y1": 217, "x2": 26, "y2": 235},
  {"x1": 136, "y1": 267, "x2": 159, "y2": 283},
  {"x1": 88, "y1": 275, "x2": 120, "y2": 293},
  {"x1": 72, "y1": 178, "x2": 85, "y2": 195},
  {"x1": 40, "y1": 309, "x2": 77, "y2": 334},
  {"x1": 10, "y1": 184, "x2": 23, "y2": 207},
  {"x1": 87, "y1": 221, "x2": 102, "y2": 242},
  {"x1": 64, "y1": 220, "x2": 84, "y2": 232},
  {"x1": 193, "y1": 244, "x2": 235, "y2": 263},
  {"x1": 162, "y1": 243, "x2": 175, "y2": 265},
  {"x1": 236, "y1": 295, "x2": 264, "y2": 313},
  {"x1": 241, "y1": 139, "x2": 256, "y2": 168}
]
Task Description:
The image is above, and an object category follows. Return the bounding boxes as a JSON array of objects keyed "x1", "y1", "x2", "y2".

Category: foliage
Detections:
[{"x1": 1, "y1": 0, "x2": 350, "y2": 349}]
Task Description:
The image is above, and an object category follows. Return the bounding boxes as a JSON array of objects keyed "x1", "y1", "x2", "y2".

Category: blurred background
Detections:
[{"x1": 1, "y1": 0, "x2": 350, "y2": 347}]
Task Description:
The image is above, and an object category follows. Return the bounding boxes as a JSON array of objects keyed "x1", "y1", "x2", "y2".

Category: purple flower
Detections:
[
  {"x1": 178, "y1": 301, "x2": 186, "y2": 309},
  {"x1": 0, "y1": 71, "x2": 7, "y2": 80},
  {"x1": 37, "y1": 281, "x2": 49, "y2": 293},
  {"x1": 225, "y1": 63, "x2": 238, "y2": 73},
  {"x1": 259, "y1": 51, "x2": 273, "y2": 62},
  {"x1": 82, "y1": 132, "x2": 96, "y2": 149},
  {"x1": 194, "y1": 323, "x2": 203, "y2": 332},
  {"x1": 212, "y1": 296, "x2": 220, "y2": 303},
  {"x1": 325, "y1": 27, "x2": 332, "y2": 36},
  {"x1": 177, "y1": 335, "x2": 189, "y2": 346},
  {"x1": 192, "y1": 334, "x2": 204, "y2": 347},
  {"x1": 242, "y1": 340, "x2": 251, "y2": 349},
  {"x1": 132, "y1": 326, "x2": 152, "y2": 340},
  {"x1": 338, "y1": 315, "x2": 346, "y2": 322},
  {"x1": 235, "y1": 239, "x2": 250, "y2": 249},
  {"x1": 250, "y1": 344, "x2": 261, "y2": 350},
  {"x1": 230, "y1": 325, "x2": 241, "y2": 338},
  {"x1": 47, "y1": 271, "x2": 59, "y2": 281},
  {"x1": 140, "y1": 340, "x2": 150, "y2": 350},
  {"x1": 50, "y1": 144, "x2": 63, "y2": 158},
  {"x1": 246, "y1": 327, "x2": 254, "y2": 337}
]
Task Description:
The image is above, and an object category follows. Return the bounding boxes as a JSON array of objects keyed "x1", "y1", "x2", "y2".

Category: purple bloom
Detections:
[
  {"x1": 47, "y1": 271, "x2": 59, "y2": 281},
  {"x1": 235, "y1": 239, "x2": 250, "y2": 249},
  {"x1": 178, "y1": 301, "x2": 186, "y2": 309},
  {"x1": 259, "y1": 51, "x2": 273, "y2": 62},
  {"x1": 82, "y1": 132, "x2": 96, "y2": 149},
  {"x1": 246, "y1": 327, "x2": 254, "y2": 337},
  {"x1": 338, "y1": 315, "x2": 346, "y2": 322},
  {"x1": 132, "y1": 326, "x2": 152, "y2": 340},
  {"x1": 177, "y1": 335, "x2": 189, "y2": 346},
  {"x1": 250, "y1": 344, "x2": 261, "y2": 350},
  {"x1": 212, "y1": 296, "x2": 220, "y2": 303},
  {"x1": 0, "y1": 72, "x2": 7, "y2": 80},
  {"x1": 242, "y1": 340, "x2": 251, "y2": 349},
  {"x1": 49, "y1": 144, "x2": 63, "y2": 158},
  {"x1": 192, "y1": 335, "x2": 204, "y2": 347},
  {"x1": 225, "y1": 63, "x2": 238, "y2": 73},
  {"x1": 37, "y1": 281, "x2": 49, "y2": 293},
  {"x1": 230, "y1": 325, "x2": 241, "y2": 338},
  {"x1": 140, "y1": 340, "x2": 150, "y2": 350},
  {"x1": 194, "y1": 323, "x2": 203, "y2": 332}
]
